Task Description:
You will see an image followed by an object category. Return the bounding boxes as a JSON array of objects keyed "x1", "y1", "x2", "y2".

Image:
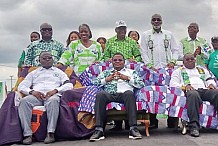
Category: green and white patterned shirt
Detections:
[
  {"x1": 92, "y1": 68, "x2": 145, "y2": 94},
  {"x1": 24, "y1": 39, "x2": 65, "y2": 66},
  {"x1": 58, "y1": 40, "x2": 102, "y2": 75},
  {"x1": 180, "y1": 36, "x2": 207, "y2": 66},
  {"x1": 103, "y1": 36, "x2": 142, "y2": 62}
]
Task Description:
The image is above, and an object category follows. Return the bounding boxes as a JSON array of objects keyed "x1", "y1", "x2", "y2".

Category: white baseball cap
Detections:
[{"x1": 115, "y1": 20, "x2": 127, "y2": 28}]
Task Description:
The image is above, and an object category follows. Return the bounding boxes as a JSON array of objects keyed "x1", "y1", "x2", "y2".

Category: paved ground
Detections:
[{"x1": 11, "y1": 119, "x2": 218, "y2": 146}]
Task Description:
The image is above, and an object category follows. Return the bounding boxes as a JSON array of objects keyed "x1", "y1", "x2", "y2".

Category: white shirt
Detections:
[
  {"x1": 100, "y1": 68, "x2": 143, "y2": 93},
  {"x1": 18, "y1": 67, "x2": 73, "y2": 95},
  {"x1": 140, "y1": 29, "x2": 179, "y2": 68},
  {"x1": 170, "y1": 67, "x2": 216, "y2": 89}
]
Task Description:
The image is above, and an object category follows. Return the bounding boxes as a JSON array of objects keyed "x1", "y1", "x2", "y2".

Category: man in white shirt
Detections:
[
  {"x1": 89, "y1": 53, "x2": 144, "y2": 142},
  {"x1": 140, "y1": 14, "x2": 179, "y2": 70},
  {"x1": 18, "y1": 52, "x2": 73, "y2": 145},
  {"x1": 140, "y1": 13, "x2": 179, "y2": 128},
  {"x1": 170, "y1": 53, "x2": 218, "y2": 137}
]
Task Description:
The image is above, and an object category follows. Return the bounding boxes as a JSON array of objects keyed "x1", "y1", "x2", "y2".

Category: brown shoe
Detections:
[
  {"x1": 44, "y1": 133, "x2": 55, "y2": 144},
  {"x1": 22, "y1": 136, "x2": 32, "y2": 145}
]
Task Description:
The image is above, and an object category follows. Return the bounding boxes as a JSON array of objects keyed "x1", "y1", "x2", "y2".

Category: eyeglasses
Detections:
[
  {"x1": 187, "y1": 26, "x2": 197, "y2": 29},
  {"x1": 185, "y1": 58, "x2": 195, "y2": 61},
  {"x1": 113, "y1": 59, "x2": 124, "y2": 62},
  {"x1": 41, "y1": 57, "x2": 53, "y2": 60},
  {"x1": 152, "y1": 18, "x2": 161, "y2": 22},
  {"x1": 41, "y1": 28, "x2": 52, "y2": 31}
]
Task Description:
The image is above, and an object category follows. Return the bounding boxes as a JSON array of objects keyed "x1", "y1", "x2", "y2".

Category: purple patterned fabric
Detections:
[{"x1": 78, "y1": 62, "x2": 218, "y2": 129}]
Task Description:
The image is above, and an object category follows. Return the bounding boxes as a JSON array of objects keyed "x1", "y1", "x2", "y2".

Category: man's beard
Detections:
[{"x1": 153, "y1": 25, "x2": 161, "y2": 30}]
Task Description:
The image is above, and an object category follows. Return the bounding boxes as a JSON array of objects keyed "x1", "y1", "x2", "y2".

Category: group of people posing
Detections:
[{"x1": 16, "y1": 13, "x2": 218, "y2": 145}]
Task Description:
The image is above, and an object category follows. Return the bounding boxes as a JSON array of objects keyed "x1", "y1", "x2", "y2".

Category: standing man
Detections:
[
  {"x1": 140, "y1": 14, "x2": 179, "y2": 70},
  {"x1": 18, "y1": 52, "x2": 73, "y2": 144},
  {"x1": 179, "y1": 23, "x2": 209, "y2": 66},
  {"x1": 140, "y1": 13, "x2": 179, "y2": 128},
  {"x1": 89, "y1": 53, "x2": 144, "y2": 141},
  {"x1": 170, "y1": 53, "x2": 218, "y2": 137},
  {"x1": 103, "y1": 20, "x2": 142, "y2": 62},
  {"x1": 24, "y1": 23, "x2": 65, "y2": 66}
]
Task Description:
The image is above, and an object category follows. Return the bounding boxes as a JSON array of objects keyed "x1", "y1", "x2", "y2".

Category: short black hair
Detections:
[{"x1": 112, "y1": 52, "x2": 125, "y2": 60}]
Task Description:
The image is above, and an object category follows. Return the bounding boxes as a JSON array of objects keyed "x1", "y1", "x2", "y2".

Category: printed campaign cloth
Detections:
[{"x1": 78, "y1": 62, "x2": 218, "y2": 129}]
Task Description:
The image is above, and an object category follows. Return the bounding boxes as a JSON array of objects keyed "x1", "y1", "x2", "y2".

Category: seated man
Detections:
[
  {"x1": 18, "y1": 51, "x2": 73, "y2": 145},
  {"x1": 170, "y1": 53, "x2": 218, "y2": 137},
  {"x1": 89, "y1": 52, "x2": 145, "y2": 142}
]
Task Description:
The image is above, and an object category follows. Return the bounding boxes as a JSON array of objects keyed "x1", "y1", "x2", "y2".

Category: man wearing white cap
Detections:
[{"x1": 103, "y1": 20, "x2": 142, "y2": 62}]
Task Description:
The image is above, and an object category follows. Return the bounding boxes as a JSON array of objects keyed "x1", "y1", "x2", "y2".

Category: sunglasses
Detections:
[
  {"x1": 113, "y1": 59, "x2": 124, "y2": 62},
  {"x1": 185, "y1": 58, "x2": 195, "y2": 61},
  {"x1": 41, "y1": 28, "x2": 52, "y2": 31},
  {"x1": 41, "y1": 57, "x2": 53, "y2": 60},
  {"x1": 152, "y1": 18, "x2": 161, "y2": 22}
]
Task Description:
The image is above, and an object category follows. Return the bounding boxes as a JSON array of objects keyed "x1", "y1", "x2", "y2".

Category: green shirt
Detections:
[
  {"x1": 103, "y1": 36, "x2": 142, "y2": 62},
  {"x1": 92, "y1": 68, "x2": 144, "y2": 94},
  {"x1": 180, "y1": 36, "x2": 206, "y2": 66},
  {"x1": 24, "y1": 39, "x2": 65, "y2": 66},
  {"x1": 205, "y1": 50, "x2": 218, "y2": 78},
  {"x1": 58, "y1": 40, "x2": 102, "y2": 75}
]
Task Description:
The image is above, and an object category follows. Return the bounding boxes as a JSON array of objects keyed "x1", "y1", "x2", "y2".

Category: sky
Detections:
[{"x1": 0, "y1": 0, "x2": 218, "y2": 90}]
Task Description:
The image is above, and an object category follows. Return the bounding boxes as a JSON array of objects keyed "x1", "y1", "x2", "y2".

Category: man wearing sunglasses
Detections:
[
  {"x1": 24, "y1": 23, "x2": 65, "y2": 67},
  {"x1": 18, "y1": 51, "x2": 73, "y2": 144},
  {"x1": 140, "y1": 13, "x2": 179, "y2": 129},
  {"x1": 170, "y1": 53, "x2": 218, "y2": 137},
  {"x1": 89, "y1": 53, "x2": 145, "y2": 141}
]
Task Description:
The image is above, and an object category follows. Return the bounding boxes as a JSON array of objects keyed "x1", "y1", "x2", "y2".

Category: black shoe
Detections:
[
  {"x1": 149, "y1": 118, "x2": 158, "y2": 129},
  {"x1": 190, "y1": 129, "x2": 200, "y2": 137},
  {"x1": 44, "y1": 133, "x2": 55, "y2": 144},
  {"x1": 167, "y1": 117, "x2": 179, "y2": 128},
  {"x1": 125, "y1": 120, "x2": 130, "y2": 130},
  {"x1": 89, "y1": 130, "x2": 105, "y2": 142},
  {"x1": 129, "y1": 128, "x2": 142, "y2": 139},
  {"x1": 22, "y1": 136, "x2": 32, "y2": 145},
  {"x1": 109, "y1": 125, "x2": 123, "y2": 131}
]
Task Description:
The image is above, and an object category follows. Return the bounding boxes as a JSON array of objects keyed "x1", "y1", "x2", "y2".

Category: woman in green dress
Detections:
[{"x1": 58, "y1": 24, "x2": 102, "y2": 76}]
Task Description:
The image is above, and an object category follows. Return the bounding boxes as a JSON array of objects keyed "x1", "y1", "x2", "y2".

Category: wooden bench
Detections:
[{"x1": 107, "y1": 109, "x2": 150, "y2": 136}]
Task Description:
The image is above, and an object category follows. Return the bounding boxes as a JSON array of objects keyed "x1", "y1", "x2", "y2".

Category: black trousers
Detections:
[
  {"x1": 95, "y1": 90, "x2": 137, "y2": 128},
  {"x1": 186, "y1": 89, "x2": 218, "y2": 130}
]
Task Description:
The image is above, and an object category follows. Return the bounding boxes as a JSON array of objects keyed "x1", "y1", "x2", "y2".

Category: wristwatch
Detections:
[
  {"x1": 127, "y1": 76, "x2": 131, "y2": 81},
  {"x1": 29, "y1": 90, "x2": 34, "y2": 95}
]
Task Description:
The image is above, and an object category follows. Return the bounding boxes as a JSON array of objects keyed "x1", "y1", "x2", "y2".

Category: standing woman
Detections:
[
  {"x1": 128, "y1": 30, "x2": 140, "y2": 48},
  {"x1": 58, "y1": 24, "x2": 102, "y2": 76},
  {"x1": 66, "y1": 31, "x2": 80, "y2": 48},
  {"x1": 17, "y1": 31, "x2": 40, "y2": 77},
  {"x1": 97, "y1": 37, "x2": 106, "y2": 53}
]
